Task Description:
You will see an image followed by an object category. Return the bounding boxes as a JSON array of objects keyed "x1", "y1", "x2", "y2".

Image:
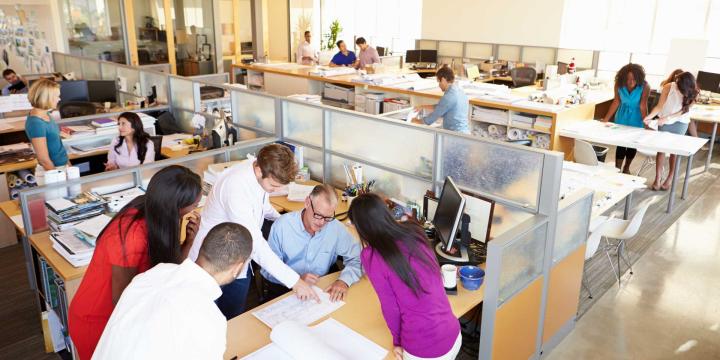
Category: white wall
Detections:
[
  {"x1": 421, "y1": 0, "x2": 565, "y2": 47},
  {"x1": 267, "y1": 0, "x2": 289, "y2": 61}
]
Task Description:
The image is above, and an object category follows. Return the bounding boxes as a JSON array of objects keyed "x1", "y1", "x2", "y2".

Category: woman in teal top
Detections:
[
  {"x1": 25, "y1": 79, "x2": 69, "y2": 170},
  {"x1": 602, "y1": 63, "x2": 649, "y2": 174}
]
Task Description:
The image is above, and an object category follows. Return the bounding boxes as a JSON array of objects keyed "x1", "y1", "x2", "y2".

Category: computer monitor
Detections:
[
  {"x1": 433, "y1": 177, "x2": 467, "y2": 260},
  {"x1": 420, "y1": 50, "x2": 438, "y2": 64},
  {"x1": 406, "y1": 50, "x2": 421, "y2": 63},
  {"x1": 696, "y1": 71, "x2": 720, "y2": 93},
  {"x1": 557, "y1": 61, "x2": 569, "y2": 75},
  {"x1": 58, "y1": 80, "x2": 89, "y2": 103},
  {"x1": 377, "y1": 46, "x2": 386, "y2": 57},
  {"x1": 87, "y1": 80, "x2": 117, "y2": 103}
]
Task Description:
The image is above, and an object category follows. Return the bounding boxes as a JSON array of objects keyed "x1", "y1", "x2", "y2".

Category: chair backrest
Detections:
[
  {"x1": 377, "y1": 46, "x2": 386, "y2": 56},
  {"x1": 573, "y1": 139, "x2": 599, "y2": 166},
  {"x1": 510, "y1": 67, "x2": 537, "y2": 87},
  {"x1": 149, "y1": 135, "x2": 163, "y2": 161},
  {"x1": 619, "y1": 196, "x2": 656, "y2": 239},
  {"x1": 59, "y1": 101, "x2": 96, "y2": 118},
  {"x1": 585, "y1": 226, "x2": 604, "y2": 260},
  {"x1": 156, "y1": 111, "x2": 183, "y2": 135}
]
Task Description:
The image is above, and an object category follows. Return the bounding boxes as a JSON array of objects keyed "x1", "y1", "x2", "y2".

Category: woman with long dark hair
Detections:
[
  {"x1": 644, "y1": 72, "x2": 699, "y2": 190},
  {"x1": 105, "y1": 112, "x2": 154, "y2": 170},
  {"x1": 349, "y1": 193, "x2": 461, "y2": 360},
  {"x1": 602, "y1": 63, "x2": 650, "y2": 173},
  {"x1": 68, "y1": 165, "x2": 202, "y2": 360}
]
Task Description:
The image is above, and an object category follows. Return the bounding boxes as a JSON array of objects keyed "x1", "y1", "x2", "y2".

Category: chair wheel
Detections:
[{"x1": 630, "y1": 271, "x2": 634, "y2": 274}]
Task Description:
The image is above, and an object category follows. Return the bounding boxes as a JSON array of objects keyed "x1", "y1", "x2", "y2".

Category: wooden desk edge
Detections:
[{"x1": 28, "y1": 231, "x2": 87, "y2": 281}]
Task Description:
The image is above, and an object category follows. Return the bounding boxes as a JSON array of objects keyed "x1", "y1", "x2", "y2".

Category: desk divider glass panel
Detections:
[
  {"x1": 140, "y1": 71, "x2": 170, "y2": 104},
  {"x1": 231, "y1": 90, "x2": 276, "y2": 134},
  {"x1": 553, "y1": 191, "x2": 593, "y2": 262},
  {"x1": 439, "y1": 134, "x2": 543, "y2": 211},
  {"x1": 328, "y1": 111, "x2": 434, "y2": 177},
  {"x1": 497, "y1": 222, "x2": 548, "y2": 303},
  {"x1": 81, "y1": 59, "x2": 102, "y2": 80},
  {"x1": 282, "y1": 101, "x2": 324, "y2": 147},
  {"x1": 52, "y1": 53, "x2": 67, "y2": 74},
  {"x1": 66, "y1": 58, "x2": 85, "y2": 80},
  {"x1": 101, "y1": 62, "x2": 119, "y2": 81},
  {"x1": 169, "y1": 77, "x2": 196, "y2": 112}
]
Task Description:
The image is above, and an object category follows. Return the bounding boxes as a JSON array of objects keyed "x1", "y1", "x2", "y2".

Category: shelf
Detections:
[
  {"x1": 470, "y1": 118, "x2": 509, "y2": 126},
  {"x1": 509, "y1": 123, "x2": 551, "y2": 134}
]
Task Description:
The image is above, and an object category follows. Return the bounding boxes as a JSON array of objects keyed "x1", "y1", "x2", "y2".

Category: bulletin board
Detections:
[{"x1": 0, "y1": 5, "x2": 54, "y2": 74}]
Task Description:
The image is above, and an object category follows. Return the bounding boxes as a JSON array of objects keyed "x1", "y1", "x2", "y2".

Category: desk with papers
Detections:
[
  {"x1": 689, "y1": 104, "x2": 720, "y2": 172},
  {"x1": 559, "y1": 120, "x2": 707, "y2": 213}
]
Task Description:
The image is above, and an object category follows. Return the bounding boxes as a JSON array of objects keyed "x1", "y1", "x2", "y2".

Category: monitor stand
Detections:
[{"x1": 435, "y1": 242, "x2": 469, "y2": 263}]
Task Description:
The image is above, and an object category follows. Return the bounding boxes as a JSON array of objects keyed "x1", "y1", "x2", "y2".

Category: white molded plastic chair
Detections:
[
  {"x1": 574, "y1": 139, "x2": 599, "y2": 166},
  {"x1": 635, "y1": 147, "x2": 663, "y2": 177}
]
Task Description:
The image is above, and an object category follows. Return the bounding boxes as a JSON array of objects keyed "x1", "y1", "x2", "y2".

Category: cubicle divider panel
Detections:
[
  {"x1": 81, "y1": 59, "x2": 102, "y2": 80},
  {"x1": 117, "y1": 67, "x2": 141, "y2": 97},
  {"x1": 328, "y1": 111, "x2": 434, "y2": 178},
  {"x1": 140, "y1": 70, "x2": 170, "y2": 105},
  {"x1": 101, "y1": 62, "x2": 119, "y2": 81},
  {"x1": 188, "y1": 73, "x2": 230, "y2": 85},
  {"x1": 552, "y1": 192, "x2": 593, "y2": 262},
  {"x1": 497, "y1": 223, "x2": 548, "y2": 304},
  {"x1": 65, "y1": 57, "x2": 85, "y2": 80},
  {"x1": 52, "y1": 53, "x2": 66, "y2": 74},
  {"x1": 492, "y1": 276, "x2": 544, "y2": 360},
  {"x1": 169, "y1": 77, "x2": 196, "y2": 112},
  {"x1": 137, "y1": 153, "x2": 228, "y2": 189},
  {"x1": 226, "y1": 138, "x2": 276, "y2": 161},
  {"x1": 231, "y1": 90, "x2": 277, "y2": 135},
  {"x1": 438, "y1": 133, "x2": 544, "y2": 211},
  {"x1": 282, "y1": 100, "x2": 324, "y2": 147}
]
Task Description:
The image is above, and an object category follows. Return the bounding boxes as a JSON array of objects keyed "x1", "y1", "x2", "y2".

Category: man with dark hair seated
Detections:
[{"x1": 2, "y1": 68, "x2": 28, "y2": 95}]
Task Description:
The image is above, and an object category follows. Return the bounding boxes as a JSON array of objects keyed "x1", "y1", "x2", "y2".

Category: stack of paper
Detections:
[
  {"x1": 91, "y1": 118, "x2": 117, "y2": 128},
  {"x1": 471, "y1": 106, "x2": 508, "y2": 125},
  {"x1": 74, "y1": 214, "x2": 113, "y2": 246},
  {"x1": 60, "y1": 125, "x2": 95, "y2": 139},
  {"x1": 309, "y1": 67, "x2": 357, "y2": 77},
  {"x1": 252, "y1": 286, "x2": 345, "y2": 328},
  {"x1": 534, "y1": 116, "x2": 552, "y2": 131},
  {"x1": 50, "y1": 231, "x2": 95, "y2": 267},
  {"x1": 46, "y1": 192, "x2": 108, "y2": 231},
  {"x1": 102, "y1": 187, "x2": 146, "y2": 213},
  {"x1": 287, "y1": 183, "x2": 315, "y2": 202},
  {"x1": 0, "y1": 94, "x2": 32, "y2": 112},
  {"x1": 511, "y1": 112, "x2": 536, "y2": 128}
]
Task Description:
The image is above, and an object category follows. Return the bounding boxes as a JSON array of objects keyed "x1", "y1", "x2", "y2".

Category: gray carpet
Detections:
[{"x1": 577, "y1": 146, "x2": 720, "y2": 317}]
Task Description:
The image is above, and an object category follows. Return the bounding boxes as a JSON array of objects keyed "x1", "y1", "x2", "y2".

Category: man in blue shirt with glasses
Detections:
[{"x1": 261, "y1": 184, "x2": 362, "y2": 302}]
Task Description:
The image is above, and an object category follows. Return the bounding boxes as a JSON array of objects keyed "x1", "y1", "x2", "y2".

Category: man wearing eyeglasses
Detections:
[{"x1": 261, "y1": 184, "x2": 362, "y2": 302}]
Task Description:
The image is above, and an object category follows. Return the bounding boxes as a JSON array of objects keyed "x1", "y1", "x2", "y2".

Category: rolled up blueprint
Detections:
[
  {"x1": 18, "y1": 169, "x2": 36, "y2": 184},
  {"x1": 7, "y1": 173, "x2": 22, "y2": 187},
  {"x1": 508, "y1": 128, "x2": 528, "y2": 140},
  {"x1": 487, "y1": 124, "x2": 507, "y2": 137}
]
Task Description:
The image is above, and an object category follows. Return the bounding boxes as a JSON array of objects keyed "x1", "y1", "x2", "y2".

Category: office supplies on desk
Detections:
[
  {"x1": 241, "y1": 319, "x2": 387, "y2": 360},
  {"x1": 251, "y1": 286, "x2": 344, "y2": 329}
]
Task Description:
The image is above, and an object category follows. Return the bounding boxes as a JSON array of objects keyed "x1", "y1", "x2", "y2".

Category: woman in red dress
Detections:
[{"x1": 68, "y1": 165, "x2": 203, "y2": 360}]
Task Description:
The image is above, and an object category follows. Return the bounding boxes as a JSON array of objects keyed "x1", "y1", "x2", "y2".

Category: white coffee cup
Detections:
[{"x1": 441, "y1": 264, "x2": 457, "y2": 288}]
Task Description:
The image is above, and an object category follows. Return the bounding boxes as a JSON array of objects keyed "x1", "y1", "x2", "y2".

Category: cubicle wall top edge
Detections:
[{"x1": 52, "y1": 52, "x2": 170, "y2": 78}]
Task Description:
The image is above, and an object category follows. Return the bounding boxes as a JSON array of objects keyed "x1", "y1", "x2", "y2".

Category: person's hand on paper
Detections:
[
  {"x1": 393, "y1": 346, "x2": 403, "y2": 360},
  {"x1": 300, "y1": 273, "x2": 320, "y2": 286},
  {"x1": 325, "y1": 280, "x2": 349, "y2": 302},
  {"x1": 185, "y1": 211, "x2": 201, "y2": 243},
  {"x1": 104, "y1": 162, "x2": 118, "y2": 171},
  {"x1": 657, "y1": 116, "x2": 667, "y2": 127},
  {"x1": 293, "y1": 278, "x2": 321, "y2": 303}
]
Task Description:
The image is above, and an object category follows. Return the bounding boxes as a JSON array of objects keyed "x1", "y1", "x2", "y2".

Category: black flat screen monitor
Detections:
[
  {"x1": 58, "y1": 80, "x2": 89, "y2": 103},
  {"x1": 433, "y1": 177, "x2": 466, "y2": 253},
  {"x1": 420, "y1": 50, "x2": 438, "y2": 63},
  {"x1": 406, "y1": 50, "x2": 421, "y2": 63},
  {"x1": 87, "y1": 80, "x2": 117, "y2": 103},
  {"x1": 696, "y1": 71, "x2": 720, "y2": 93}
]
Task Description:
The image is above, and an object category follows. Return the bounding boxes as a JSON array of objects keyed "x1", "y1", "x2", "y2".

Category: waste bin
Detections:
[{"x1": 593, "y1": 145, "x2": 609, "y2": 162}]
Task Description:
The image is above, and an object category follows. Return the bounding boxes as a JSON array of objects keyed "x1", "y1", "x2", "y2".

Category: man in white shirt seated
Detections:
[
  {"x1": 262, "y1": 184, "x2": 362, "y2": 302},
  {"x1": 296, "y1": 30, "x2": 319, "y2": 65},
  {"x1": 92, "y1": 222, "x2": 253, "y2": 360},
  {"x1": 189, "y1": 144, "x2": 319, "y2": 320}
]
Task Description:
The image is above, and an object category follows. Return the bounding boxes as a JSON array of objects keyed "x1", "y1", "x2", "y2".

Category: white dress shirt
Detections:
[
  {"x1": 296, "y1": 40, "x2": 319, "y2": 65},
  {"x1": 189, "y1": 160, "x2": 300, "y2": 287},
  {"x1": 92, "y1": 259, "x2": 226, "y2": 360}
]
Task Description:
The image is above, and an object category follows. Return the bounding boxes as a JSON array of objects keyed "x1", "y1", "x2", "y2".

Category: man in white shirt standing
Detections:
[
  {"x1": 296, "y1": 30, "x2": 319, "y2": 65},
  {"x1": 93, "y1": 222, "x2": 253, "y2": 360},
  {"x1": 189, "y1": 144, "x2": 319, "y2": 319}
]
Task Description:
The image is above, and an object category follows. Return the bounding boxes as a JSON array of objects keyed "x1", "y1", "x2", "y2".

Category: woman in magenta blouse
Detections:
[{"x1": 349, "y1": 193, "x2": 461, "y2": 360}]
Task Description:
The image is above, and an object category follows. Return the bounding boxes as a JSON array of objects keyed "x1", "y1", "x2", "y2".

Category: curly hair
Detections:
[
  {"x1": 674, "y1": 72, "x2": 698, "y2": 114},
  {"x1": 615, "y1": 63, "x2": 647, "y2": 90}
]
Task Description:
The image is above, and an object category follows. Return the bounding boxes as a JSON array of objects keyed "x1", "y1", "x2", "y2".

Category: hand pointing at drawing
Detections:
[{"x1": 293, "y1": 278, "x2": 321, "y2": 303}]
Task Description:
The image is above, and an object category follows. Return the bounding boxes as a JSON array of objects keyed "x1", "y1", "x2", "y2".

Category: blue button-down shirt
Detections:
[
  {"x1": 423, "y1": 83, "x2": 470, "y2": 134},
  {"x1": 261, "y1": 211, "x2": 362, "y2": 286}
]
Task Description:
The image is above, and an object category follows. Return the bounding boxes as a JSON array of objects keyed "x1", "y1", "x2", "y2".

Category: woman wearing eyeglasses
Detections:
[{"x1": 261, "y1": 184, "x2": 362, "y2": 302}]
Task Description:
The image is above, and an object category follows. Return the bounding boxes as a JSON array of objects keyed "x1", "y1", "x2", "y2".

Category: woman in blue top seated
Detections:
[
  {"x1": 602, "y1": 63, "x2": 649, "y2": 173},
  {"x1": 329, "y1": 40, "x2": 357, "y2": 67},
  {"x1": 25, "y1": 78, "x2": 69, "y2": 171},
  {"x1": 414, "y1": 65, "x2": 470, "y2": 134}
]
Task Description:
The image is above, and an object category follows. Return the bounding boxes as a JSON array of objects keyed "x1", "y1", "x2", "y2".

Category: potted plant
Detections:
[{"x1": 319, "y1": 19, "x2": 342, "y2": 65}]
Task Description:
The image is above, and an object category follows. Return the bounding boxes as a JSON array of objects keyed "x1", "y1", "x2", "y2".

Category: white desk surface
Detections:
[
  {"x1": 561, "y1": 161, "x2": 646, "y2": 217},
  {"x1": 559, "y1": 120, "x2": 707, "y2": 157},
  {"x1": 690, "y1": 104, "x2": 720, "y2": 123}
]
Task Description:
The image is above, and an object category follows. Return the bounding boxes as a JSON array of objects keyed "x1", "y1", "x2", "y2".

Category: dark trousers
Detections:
[
  {"x1": 216, "y1": 268, "x2": 252, "y2": 320},
  {"x1": 262, "y1": 277, "x2": 292, "y2": 303},
  {"x1": 615, "y1": 146, "x2": 637, "y2": 163}
]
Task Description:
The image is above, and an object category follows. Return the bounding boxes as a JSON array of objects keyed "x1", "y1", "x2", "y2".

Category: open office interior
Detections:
[{"x1": 0, "y1": 0, "x2": 720, "y2": 359}]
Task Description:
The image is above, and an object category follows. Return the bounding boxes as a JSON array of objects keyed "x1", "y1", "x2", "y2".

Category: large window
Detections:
[
  {"x1": 63, "y1": 0, "x2": 126, "y2": 63},
  {"x1": 134, "y1": 0, "x2": 170, "y2": 65}
]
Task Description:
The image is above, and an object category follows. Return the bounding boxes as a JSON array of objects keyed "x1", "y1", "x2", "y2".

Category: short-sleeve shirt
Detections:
[
  {"x1": 69, "y1": 208, "x2": 150, "y2": 326},
  {"x1": 331, "y1": 51, "x2": 357, "y2": 66},
  {"x1": 25, "y1": 115, "x2": 69, "y2": 167},
  {"x1": 107, "y1": 137, "x2": 155, "y2": 169}
]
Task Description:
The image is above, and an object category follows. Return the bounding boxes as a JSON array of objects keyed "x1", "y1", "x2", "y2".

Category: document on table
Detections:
[
  {"x1": 252, "y1": 286, "x2": 344, "y2": 328},
  {"x1": 286, "y1": 182, "x2": 315, "y2": 202},
  {"x1": 241, "y1": 318, "x2": 387, "y2": 360}
]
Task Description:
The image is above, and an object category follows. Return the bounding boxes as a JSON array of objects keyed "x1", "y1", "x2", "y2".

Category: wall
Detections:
[
  {"x1": 265, "y1": 0, "x2": 289, "y2": 61},
  {"x1": 0, "y1": 1, "x2": 62, "y2": 84},
  {"x1": 421, "y1": 0, "x2": 565, "y2": 47}
]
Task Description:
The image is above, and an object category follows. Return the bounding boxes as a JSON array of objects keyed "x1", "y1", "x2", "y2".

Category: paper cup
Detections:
[{"x1": 441, "y1": 264, "x2": 457, "y2": 288}]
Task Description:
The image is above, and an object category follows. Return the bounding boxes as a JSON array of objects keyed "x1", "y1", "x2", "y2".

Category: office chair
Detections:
[
  {"x1": 377, "y1": 46, "x2": 386, "y2": 57},
  {"x1": 509, "y1": 67, "x2": 537, "y2": 88},
  {"x1": 156, "y1": 111, "x2": 184, "y2": 135},
  {"x1": 573, "y1": 139, "x2": 599, "y2": 166},
  {"x1": 59, "y1": 101, "x2": 96, "y2": 118},
  {"x1": 149, "y1": 135, "x2": 163, "y2": 161}
]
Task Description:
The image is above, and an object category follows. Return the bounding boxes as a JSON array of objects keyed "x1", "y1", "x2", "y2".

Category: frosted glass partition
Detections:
[
  {"x1": 227, "y1": 139, "x2": 274, "y2": 161},
  {"x1": 497, "y1": 223, "x2": 547, "y2": 304},
  {"x1": 440, "y1": 135, "x2": 543, "y2": 210},
  {"x1": 81, "y1": 59, "x2": 102, "y2": 80},
  {"x1": 557, "y1": 49, "x2": 594, "y2": 69},
  {"x1": 283, "y1": 101, "x2": 323, "y2": 147},
  {"x1": 189, "y1": 73, "x2": 229, "y2": 85},
  {"x1": 329, "y1": 155, "x2": 431, "y2": 206},
  {"x1": 380, "y1": 56, "x2": 402, "y2": 69},
  {"x1": 101, "y1": 62, "x2": 119, "y2": 81},
  {"x1": 66, "y1": 58, "x2": 85, "y2": 79},
  {"x1": 140, "y1": 71, "x2": 169, "y2": 104},
  {"x1": 138, "y1": 154, "x2": 225, "y2": 188},
  {"x1": 303, "y1": 147, "x2": 324, "y2": 182},
  {"x1": 521, "y1": 47, "x2": 556, "y2": 67},
  {"x1": 329, "y1": 112, "x2": 434, "y2": 178},
  {"x1": 52, "y1": 53, "x2": 66, "y2": 74},
  {"x1": 417, "y1": 40, "x2": 437, "y2": 50},
  {"x1": 498, "y1": 45, "x2": 521, "y2": 62},
  {"x1": 117, "y1": 67, "x2": 140, "y2": 95},
  {"x1": 553, "y1": 193, "x2": 592, "y2": 262},
  {"x1": 465, "y1": 43, "x2": 493, "y2": 59},
  {"x1": 438, "y1": 41, "x2": 464, "y2": 57},
  {"x1": 170, "y1": 77, "x2": 196, "y2": 111},
  {"x1": 232, "y1": 90, "x2": 276, "y2": 134}
]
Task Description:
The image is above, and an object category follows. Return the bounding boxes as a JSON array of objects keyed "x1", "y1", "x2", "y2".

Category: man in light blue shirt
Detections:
[
  {"x1": 261, "y1": 184, "x2": 362, "y2": 302},
  {"x1": 415, "y1": 65, "x2": 470, "y2": 134}
]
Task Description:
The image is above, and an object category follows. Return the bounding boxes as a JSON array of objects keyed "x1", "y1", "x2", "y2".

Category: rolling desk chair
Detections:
[
  {"x1": 377, "y1": 46, "x2": 386, "y2": 56},
  {"x1": 150, "y1": 135, "x2": 163, "y2": 160},
  {"x1": 510, "y1": 67, "x2": 537, "y2": 88},
  {"x1": 59, "y1": 101, "x2": 96, "y2": 118}
]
